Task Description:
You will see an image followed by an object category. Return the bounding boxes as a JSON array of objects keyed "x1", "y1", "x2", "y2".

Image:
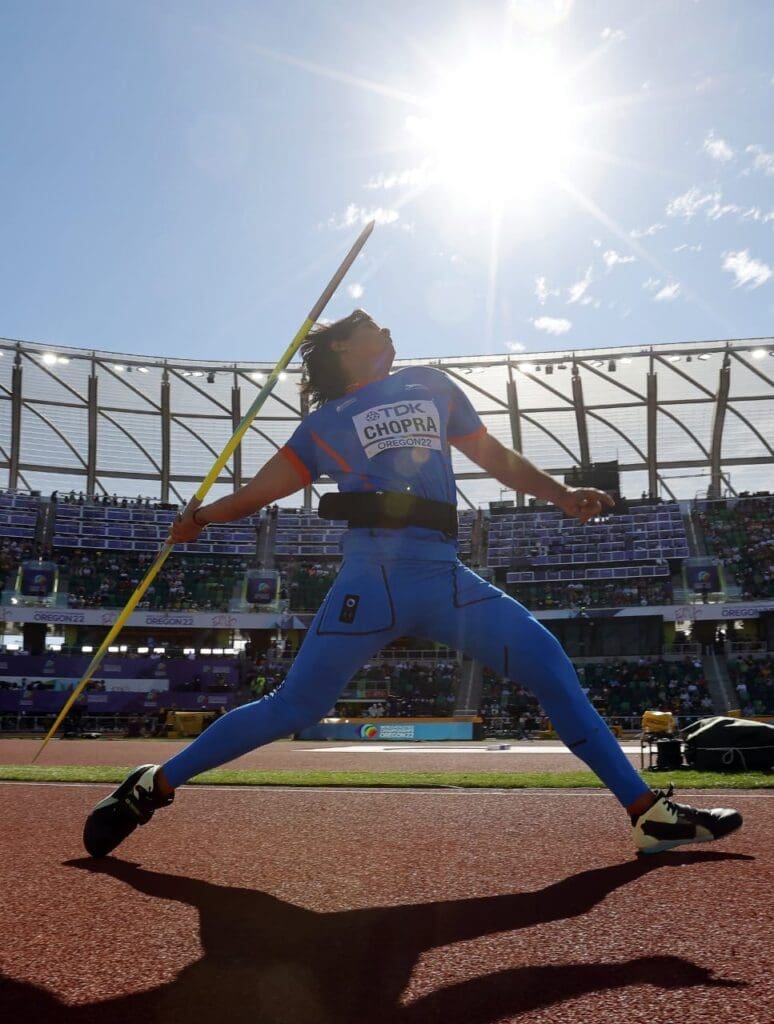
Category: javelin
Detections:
[{"x1": 32, "y1": 219, "x2": 375, "y2": 763}]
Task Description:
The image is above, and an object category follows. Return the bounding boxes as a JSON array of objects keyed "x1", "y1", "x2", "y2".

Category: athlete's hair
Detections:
[{"x1": 300, "y1": 309, "x2": 376, "y2": 408}]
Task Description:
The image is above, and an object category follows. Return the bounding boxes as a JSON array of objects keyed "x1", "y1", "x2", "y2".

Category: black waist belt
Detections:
[{"x1": 318, "y1": 491, "x2": 458, "y2": 539}]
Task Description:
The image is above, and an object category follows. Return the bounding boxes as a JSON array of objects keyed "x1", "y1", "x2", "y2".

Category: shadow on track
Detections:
[{"x1": 1, "y1": 852, "x2": 750, "y2": 1023}]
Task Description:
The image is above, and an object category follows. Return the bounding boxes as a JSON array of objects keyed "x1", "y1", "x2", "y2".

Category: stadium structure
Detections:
[{"x1": 0, "y1": 333, "x2": 772, "y2": 744}]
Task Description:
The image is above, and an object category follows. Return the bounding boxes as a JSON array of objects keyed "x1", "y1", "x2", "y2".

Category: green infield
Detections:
[{"x1": 0, "y1": 764, "x2": 771, "y2": 789}]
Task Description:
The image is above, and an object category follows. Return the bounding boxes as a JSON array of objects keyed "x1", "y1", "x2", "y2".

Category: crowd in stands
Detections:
[
  {"x1": 59, "y1": 550, "x2": 248, "y2": 610},
  {"x1": 697, "y1": 496, "x2": 774, "y2": 599},
  {"x1": 507, "y1": 579, "x2": 673, "y2": 610},
  {"x1": 1, "y1": 538, "x2": 40, "y2": 587},
  {"x1": 478, "y1": 656, "x2": 713, "y2": 731},
  {"x1": 284, "y1": 562, "x2": 339, "y2": 611},
  {"x1": 577, "y1": 657, "x2": 712, "y2": 720},
  {"x1": 728, "y1": 655, "x2": 774, "y2": 716},
  {"x1": 54, "y1": 491, "x2": 173, "y2": 510}
]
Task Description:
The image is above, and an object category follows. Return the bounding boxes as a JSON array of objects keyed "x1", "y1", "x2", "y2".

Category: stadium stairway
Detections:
[
  {"x1": 454, "y1": 655, "x2": 483, "y2": 716},
  {"x1": 701, "y1": 653, "x2": 736, "y2": 714}
]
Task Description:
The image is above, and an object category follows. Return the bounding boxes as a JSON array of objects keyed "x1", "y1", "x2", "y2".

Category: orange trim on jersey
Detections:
[
  {"x1": 310, "y1": 431, "x2": 374, "y2": 490},
  {"x1": 449, "y1": 423, "x2": 487, "y2": 446},
  {"x1": 279, "y1": 445, "x2": 312, "y2": 486},
  {"x1": 310, "y1": 431, "x2": 354, "y2": 473}
]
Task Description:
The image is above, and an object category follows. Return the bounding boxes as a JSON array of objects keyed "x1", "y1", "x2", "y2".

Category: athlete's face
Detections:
[{"x1": 341, "y1": 312, "x2": 395, "y2": 378}]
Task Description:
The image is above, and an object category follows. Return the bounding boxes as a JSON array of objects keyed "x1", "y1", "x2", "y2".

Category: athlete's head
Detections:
[{"x1": 300, "y1": 309, "x2": 394, "y2": 407}]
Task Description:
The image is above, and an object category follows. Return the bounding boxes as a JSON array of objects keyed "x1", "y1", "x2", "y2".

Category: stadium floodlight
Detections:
[
  {"x1": 212, "y1": 648, "x2": 224, "y2": 655},
  {"x1": 520, "y1": 362, "x2": 536, "y2": 373},
  {"x1": 119, "y1": 645, "x2": 128, "y2": 652},
  {"x1": 154, "y1": 647, "x2": 165, "y2": 654},
  {"x1": 108, "y1": 646, "x2": 119, "y2": 653},
  {"x1": 251, "y1": 371, "x2": 266, "y2": 382},
  {"x1": 32, "y1": 219, "x2": 376, "y2": 762},
  {"x1": 668, "y1": 355, "x2": 681, "y2": 362},
  {"x1": 113, "y1": 364, "x2": 126, "y2": 372},
  {"x1": 42, "y1": 353, "x2": 58, "y2": 365},
  {"x1": 137, "y1": 646, "x2": 149, "y2": 653},
  {"x1": 752, "y1": 349, "x2": 767, "y2": 360},
  {"x1": 81, "y1": 646, "x2": 93, "y2": 653},
  {"x1": 224, "y1": 648, "x2": 237, "y2": 655},
  {"x1": 200, "y1": 648, "x2": 212, "y2": 655},
  {"x1": 698, "y1": 353, "x2": 711, "y2": 360},
  {"x1": 57, "y1": 356, "x2": 70, "y2": 365},
  {"x1": 278, "y1": 371, "x2": 288, "y2": 381},
  {"x1": 137, "y1": 366, "x2": 149, "y2": 373}
]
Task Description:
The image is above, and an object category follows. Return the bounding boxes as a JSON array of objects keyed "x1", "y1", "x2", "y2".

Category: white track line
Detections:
[
  {"x1": 0, "y1": 780, "x2": 771, "y2": 798},
  {"x1": 308, "y1": 744, "x2": 644, "y2": 754}
]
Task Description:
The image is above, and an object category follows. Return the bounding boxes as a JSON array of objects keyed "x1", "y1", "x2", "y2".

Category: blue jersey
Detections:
[
  {"x1": 282, "y1": 366, "x2": 484, "y2": 502},
  {"x1": 280, "y1": 367, "x2": 485, "y2": 557}
]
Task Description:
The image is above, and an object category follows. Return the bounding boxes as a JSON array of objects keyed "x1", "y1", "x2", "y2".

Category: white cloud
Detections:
[
  {"x1": 673, "y1": 243, "x2": 702, "y2": 253},
  {"x1": 601, "y1": 27, "x2": 626, "y2": 42},
  {"x1": 630, "y1": 223, "x2": 665, "y2": 238},
  {"x1": 702, "y1": 130, "x2": 734, "y2": 163},
  {"x1": 722, "y1": 249, "x2": 773, "y2": 289},
  {"x1": 567, "y1": 266, "x2": 593, "y2": 304},
  {"x1": 532, "y1": 316, "x2": 572, "y2": 336},
  {"x1": 347, "y1": 283, "x2": 364, "y2": 299},
  {"x1": 365, "y1": 164, "x2": 432, "y2": 190},
  {"x1": 327, "y1": 204, "x2": 399, "y2": 229},
  {"x1": 745, "y1": 144, "x2": 774, "y2": 176},
  {"x1": 666, "y1": 187, "x2": 741, "y2": 221},
  {"x1": 653, "y1": 282, "x2": 681, "y2": 302},
  {"x1": 603, "y1": 249, "x2": 636, "y2": 269},
  {"x1": 534, "y1": 275, "x2": 559, "y2": 305},
  {"x1": 506, "y1": 341, "x2": 526, "y2": 353},
  {"x1": 642, "y1": 277, "x2": 661, "y2": 292}
]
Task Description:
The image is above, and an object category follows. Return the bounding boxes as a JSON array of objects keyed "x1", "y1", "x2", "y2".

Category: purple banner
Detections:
[
  {"x1": 0, "y1": 690, "x2": 238, "y2": 714},
  {"x1": 0, "y1": 655, "x2": 239, "y2": 688}
]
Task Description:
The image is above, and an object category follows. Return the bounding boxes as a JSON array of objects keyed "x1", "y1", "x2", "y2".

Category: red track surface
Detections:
[
  {"x1": 1, "y1": 772, "x2": 772, "y2": 1023},
  {"x1": 0, "y1": 736, "x2": 646, "y2": 775}
]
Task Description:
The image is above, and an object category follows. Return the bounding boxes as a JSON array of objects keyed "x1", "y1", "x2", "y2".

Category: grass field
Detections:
[{"x1": 1, "y1": 763, "x2": 771, "y2": 789}]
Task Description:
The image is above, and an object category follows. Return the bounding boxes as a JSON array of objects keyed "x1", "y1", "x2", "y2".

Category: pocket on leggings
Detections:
[
  {"x1": 316, "y1": 562, "x2": 396, "y2": 636},
  {"x1": 452, "y1": 564, "x2": 502, "y2": 608}
]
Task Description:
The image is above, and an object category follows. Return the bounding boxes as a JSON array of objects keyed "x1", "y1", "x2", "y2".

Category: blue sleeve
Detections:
[
  {"x1": 281, "y1": 418, "x2": 319, "y2": 484},
  {"x1": 444, "y1": 375, "x2": 485, "y2": 441}
]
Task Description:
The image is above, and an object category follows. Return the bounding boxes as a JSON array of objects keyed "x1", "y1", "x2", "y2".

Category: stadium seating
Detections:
[
  {"x1": 696, "y1": 496, "x2": 773, "y2": 599},
  {"x1": 727, "y1": 654, "x2": 774, "y2": 715}
]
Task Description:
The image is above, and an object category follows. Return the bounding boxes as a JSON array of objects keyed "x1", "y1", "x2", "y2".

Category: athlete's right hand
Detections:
[{"x1": 168, "y1": 504, "x2": 205, "y2": 545}]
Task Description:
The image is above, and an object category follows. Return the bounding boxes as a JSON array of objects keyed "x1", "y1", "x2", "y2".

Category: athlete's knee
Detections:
[{"x1": 262, "y1": 685, "x2": 332, "y2": 733}]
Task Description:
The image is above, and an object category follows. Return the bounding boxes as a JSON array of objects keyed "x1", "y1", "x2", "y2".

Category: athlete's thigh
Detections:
[
  {"x1": 279, "y1": 558, "x2": 402, "y2": 711},
  {"x1": 424, "y1": 562, "x2": 544, "y2": 677}
]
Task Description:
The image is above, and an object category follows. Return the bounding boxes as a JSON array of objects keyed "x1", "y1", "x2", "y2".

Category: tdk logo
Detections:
[{"x1": 372, "y1": 401, "x2": 426, "y2": 417}]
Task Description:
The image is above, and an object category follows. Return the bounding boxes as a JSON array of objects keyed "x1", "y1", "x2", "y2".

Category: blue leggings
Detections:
[{"x1": 163, "y1": 557, "x2": 650, "y2": 806}]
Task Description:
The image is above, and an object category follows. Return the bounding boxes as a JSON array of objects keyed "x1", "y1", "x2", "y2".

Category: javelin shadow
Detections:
[{"x1": 1, "y1": 852, "x2": 751, "y2": 1023}]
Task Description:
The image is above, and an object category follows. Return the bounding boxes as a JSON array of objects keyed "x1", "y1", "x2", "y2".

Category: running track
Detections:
[{"x1": 1, "y1": 739, "x2": 771, "y2": 1023}]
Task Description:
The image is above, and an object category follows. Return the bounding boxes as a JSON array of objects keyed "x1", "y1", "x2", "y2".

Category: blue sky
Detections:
[{"x1": 1, "y1": 0, "x2": 772, "y2": 364}]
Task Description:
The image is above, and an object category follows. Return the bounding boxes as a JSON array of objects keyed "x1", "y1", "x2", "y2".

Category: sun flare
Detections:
[{"x1": 407, "y1": 51, "x2": 579, "y2": 207}]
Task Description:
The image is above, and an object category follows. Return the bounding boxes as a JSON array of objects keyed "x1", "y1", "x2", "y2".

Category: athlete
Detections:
[{"x1": 84, "y1": 310, "x2": 742, "y2": 857}]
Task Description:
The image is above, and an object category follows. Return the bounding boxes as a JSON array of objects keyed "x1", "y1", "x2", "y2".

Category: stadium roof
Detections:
[{"x1": 1, "y1": 334, "x2": 772, "y2": 505}]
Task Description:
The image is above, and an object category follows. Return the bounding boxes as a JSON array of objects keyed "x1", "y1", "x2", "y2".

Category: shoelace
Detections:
[{"x1": 656, "y1": 783, "x2": 680, "y2": 817}]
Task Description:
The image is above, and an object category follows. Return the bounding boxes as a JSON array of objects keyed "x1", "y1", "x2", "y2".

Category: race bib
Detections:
[{"x1": 352, "y1": 400, "x2": 442, "y2": 459}]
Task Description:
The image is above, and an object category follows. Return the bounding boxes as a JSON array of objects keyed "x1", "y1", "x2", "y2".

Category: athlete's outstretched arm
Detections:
[
  {"x1": 452, "y1": 431, "x2": 614, "y2": 524},
  {"x1": 169, "y1": 450, "x2": 307, "y2": 543}
]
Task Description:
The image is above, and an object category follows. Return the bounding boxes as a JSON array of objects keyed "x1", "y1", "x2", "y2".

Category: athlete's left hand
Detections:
[{"x1": 558, "y1": 487, "x2": 615, "y2": 524}]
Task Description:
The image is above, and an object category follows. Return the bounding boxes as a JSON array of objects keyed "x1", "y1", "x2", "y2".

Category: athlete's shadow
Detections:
[{"x1": 1, "y1": 852, "x2": 750, "y2": 1023}]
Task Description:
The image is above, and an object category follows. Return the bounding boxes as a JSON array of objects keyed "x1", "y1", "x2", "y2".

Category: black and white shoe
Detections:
[
  {"x1": 83, "y1": 764, "x2": 173, "y2": 858},
  {"x1": 632, "y1": 784, "x2": 742, "y2": 854}
]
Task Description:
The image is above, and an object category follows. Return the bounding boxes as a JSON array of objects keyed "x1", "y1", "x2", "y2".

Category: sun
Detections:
[{"x1": 407, "y1": 49, "x2": 580, "y2": 208}]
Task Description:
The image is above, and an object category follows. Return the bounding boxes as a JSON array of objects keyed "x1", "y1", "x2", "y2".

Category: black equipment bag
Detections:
[{"x1": 682, "y1": 716, "x2": 774, "y2": 771}]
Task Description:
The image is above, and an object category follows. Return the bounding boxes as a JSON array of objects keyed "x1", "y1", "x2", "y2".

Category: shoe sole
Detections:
[
  {"x1": 83, "y1": 765, "x2": 159, "y2": 858},
  {"x1": 636, "y1": 819, "x2": 743, "y2": 855}
]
